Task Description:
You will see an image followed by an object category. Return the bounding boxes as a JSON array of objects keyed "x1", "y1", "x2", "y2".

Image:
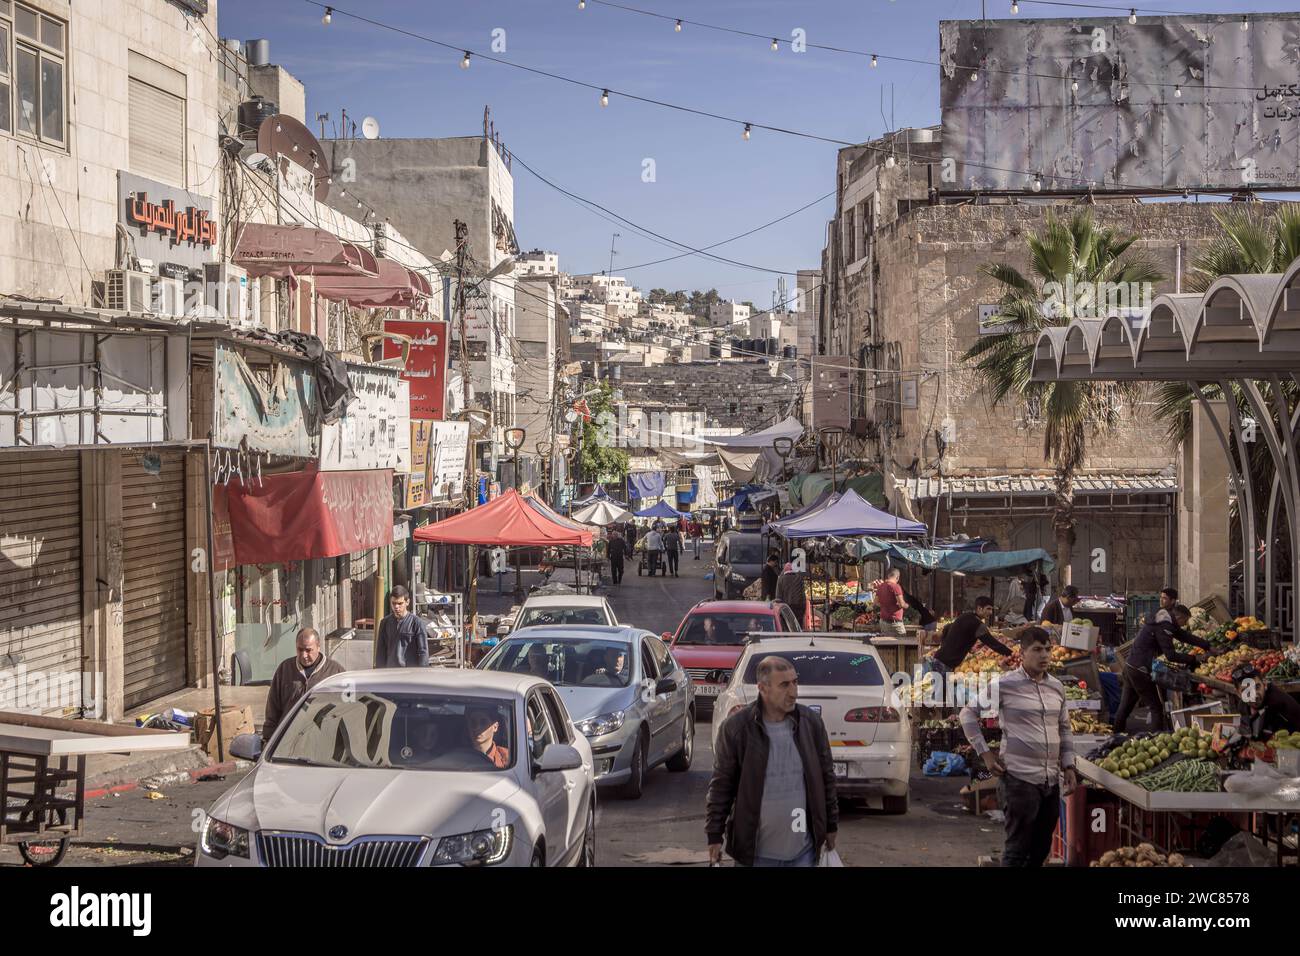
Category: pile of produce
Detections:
[
  {"x1": 917, "y1": 715, "x2": 961, "y2": 730},
  {"x1": 1270, "y1": 730, "x2": 1300, "y2": 750},
  {"x1": 952, "y1": 643, "x2": 1082, "y2": 675},
  {"x1": 1064, "y1": 683, "x2": 1090, "y2": 700},
  {"x1": 1070, "y1": 711, "x2": 1112, "y2": 735},
  {"x1": 806, "y1": 580, "x2": 861, "y2": 602},
  {"x1": 1092, "y1": 845, "x2": 1188, "y2": 867},
  {"x1": 830, "y1": 605, "x2": 858, "y2": 628},
  {"x1": 1097, "y1": 728, "x2": 1214, "y2": 781},
  {"x1": 1133, "y1": 759, "x2": 1220, "y2": 793},
  {"x1": 1193, "y1": 644, "x2": 1257, "y2": 678},
  {"x1": 1264, "y1": 646, "x2": 1300, "y2": 681}
]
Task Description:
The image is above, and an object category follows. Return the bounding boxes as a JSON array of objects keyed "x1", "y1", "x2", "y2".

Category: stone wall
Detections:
[{"x1": 615, "y1": 359, "x2": 800, "y2": 431}]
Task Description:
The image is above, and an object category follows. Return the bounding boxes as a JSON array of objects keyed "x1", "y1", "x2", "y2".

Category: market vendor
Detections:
[
  {"x1": 1232, "y1": 663, "x2": 1300, "y2": 737},
  {"x1": 1041, "y1": 585, "x2": 1079, "y2": 625},
  {"x1": 902, "y1": 589, "x2": 938, "y2": 635},
  {"x1": 924, "y1": 597, "x2": 1011, "y2": 676},
  {"x1": 1113, "y1": 604, "x2": 1212, "y2": 734}
]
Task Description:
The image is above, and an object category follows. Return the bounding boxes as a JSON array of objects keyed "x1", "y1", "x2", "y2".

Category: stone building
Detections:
[
  {"x1": 615, "y1": 360, "x2": 800, "y2": 432},
  {"x1": 820, "y1": 125, "x2": 1231, "y2": 600}
]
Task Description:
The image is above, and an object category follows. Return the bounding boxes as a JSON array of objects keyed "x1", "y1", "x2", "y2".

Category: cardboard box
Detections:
[
  {"x1": 1063, "y1": 622, "x2": 1099, "y2": 651},
  {"x1": 195, "y1": 705, "x2": 256, "y2": 758}
]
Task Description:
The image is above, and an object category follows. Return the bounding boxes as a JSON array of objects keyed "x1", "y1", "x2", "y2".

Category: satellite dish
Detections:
[
  {"x1": 242, "y1": 151, "x2": 271, "y2": 171},
  {"x1": 361, "y1": 116, "x2": 380, "y2": 140}
]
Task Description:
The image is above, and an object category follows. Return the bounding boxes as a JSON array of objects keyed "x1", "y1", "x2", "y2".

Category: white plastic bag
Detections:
[{"x1": 818, "y1": 848, "x2": 844, "y2": 867}]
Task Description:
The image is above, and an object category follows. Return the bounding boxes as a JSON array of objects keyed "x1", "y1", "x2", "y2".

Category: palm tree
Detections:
[{"x1": 964, "y1": 211, "x2": 1163, "y2": 584}]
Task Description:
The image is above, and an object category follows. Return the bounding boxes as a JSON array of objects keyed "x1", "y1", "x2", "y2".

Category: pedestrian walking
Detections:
[
  {"x1": 263, "y1": 627, "x2": 346, "y2": 745},
  {"x1": 960, "y1": 627, "x2": 1078, "y2": 867},
  {"x1": 625, "y1": 522, "x2": 639, "y2": 549},
  {"x1": 706, "y1": 656, "x2": 838, "y2": 867},
  {"x1": 664, "y1": 525, "x2": 682, "y2": 577},
  {"x1": 875, "y1": 567, "x2": 908, "y2": 636},
  {"x1": 689, "y1": 518, "x2": 704, "y2": 559},
  {"x1": 644, "y1": 526, "x2": 665, "y2": 577},
  {"x1": 761, "y1": 552, "x2": 780, "y2": 601},
  {"x1": 606, "y1": 529, "x2": 628, "y2": 585},
  {"x1": 775, "y1": 562, "x2": 807, "y2": 622},
  {"x1": 375, "y1": 585, "x2": 429, "y2": 668}
]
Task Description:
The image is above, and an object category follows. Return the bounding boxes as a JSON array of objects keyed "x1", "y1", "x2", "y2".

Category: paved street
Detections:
[{"x1": 2, "y1": 545, "x2": 1000, "y2": 868}]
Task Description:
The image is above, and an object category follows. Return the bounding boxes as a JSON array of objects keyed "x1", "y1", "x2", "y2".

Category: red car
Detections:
[{"x1": 664, "y1": 600, "x2": 802, "y2": 710}]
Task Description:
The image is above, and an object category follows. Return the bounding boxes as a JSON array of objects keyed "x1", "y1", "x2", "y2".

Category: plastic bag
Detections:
[
  {"x1": 923, "y1": 751, "x2": 968, "y2": 776},
  {"x1": 818, "y1": 848, "x2": 844, "y2": 867}
]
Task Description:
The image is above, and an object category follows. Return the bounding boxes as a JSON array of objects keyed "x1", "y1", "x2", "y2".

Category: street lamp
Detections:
[
  {"x1": 504, "y1": 426, "x2": 526, "y2": 600},
  {"x1": 818, "y1": 425, "x2": 846, "y2": 490}
]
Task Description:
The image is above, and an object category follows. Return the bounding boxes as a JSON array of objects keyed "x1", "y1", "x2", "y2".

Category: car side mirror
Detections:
[
  {"x1": 536, "y1": 742, "x2": 583, "y2": 773},
  {"x1": 655, "y1": 677, "x2": 678, "y2": 695},
  {"x1": 230, "y1": 733, "x2": 262, "y2": 762},
  {"x1": 661, "y1": 631, "x2": 673, "y2": 644}
]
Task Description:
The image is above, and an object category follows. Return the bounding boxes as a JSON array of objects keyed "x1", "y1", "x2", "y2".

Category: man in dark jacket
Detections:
[
  {"x1": 775, "y1": 564, "x2": 807, "y2": 623},
  {"x1": 1114, "y1": 604, "x2": 1212, "y2": 733},
  {"x1": 706, "y1": 655, "x2": 838, "y2": 866},
  {"x1": 760, "y1": 553, "x2": 780, "y2": 601},
  {"x1": 1041, "y1": 585, "x2": 1079, "y2": 625},
  {"x1": 663, "y1": 526, "x2": 683, "y2": 577},
  {"x1": 607, "y1": 530, "x2": 628, "y2": 585},
  {"x1": 927, "y1": 597, "x2": 1013, "y2": 675},
  {"x1": 375, "y1": 586, "x2": 428, "y2": 668},
  {"x1": 263, "y1": 627, "x2": 346, "y2": 745}
]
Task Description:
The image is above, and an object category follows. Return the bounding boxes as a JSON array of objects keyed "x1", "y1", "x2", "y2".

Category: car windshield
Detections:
[
  {"x1": 481, "y1": 637, "x2": 634, "y2": 688},
  {"x1": 268, "y1": 692, "x2": 516, "y2": 772},
  {"x1": 517, "y1": 606, "x2": 609, "y2": 628},
  {"x1": 676, "y1": 613, "x2": 777, "y2": 645},
  {"x1": 726, "y1": 539, "x2": 765, "y2": 564},
  {"x1": 741, "y1": 650, "x2": 884, "y2": 686}
]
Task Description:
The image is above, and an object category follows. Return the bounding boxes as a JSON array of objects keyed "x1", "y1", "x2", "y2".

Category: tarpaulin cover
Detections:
[
  {"x1": 634, "y1": 500, "x2": 686, "y2": 520},
  {"x1": 225, "y1": 468, "x2": 394, "y2": 564},
  {"x1": 698, "y1": 416, "x2": 803, "y2": 449},
  {"x1": 717, "y1": 485, "x2": 777, "y2": 512},
  {"x1": 770, "y1": 489, "x2": 927, "y2": 539},
  {"x1": 789, "y1": 471, "x2": 886, "y2": 508},
  {"x1": 837, "y1": 537, "x2": 1055, "y2": 576},
  {"x1": 628, "y1": 472, "x2": 666, "y2": 500},
  {"x1": 572, "y1": 500, "x2": 634, "y2": 526},
  {"x1": 693, "y1": 465, "x2": 718, "y2": 507},
  {"x1": 570, "y1": 485, "x2": 627, "y2": 509},
  {"x1": 412, "y1": 489, "x2": 593, "y2": 547}
]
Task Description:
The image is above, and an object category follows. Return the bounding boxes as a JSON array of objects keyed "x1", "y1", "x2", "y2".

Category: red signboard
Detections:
[
  {"x1": 383, "y1": 319, "x2": 448, "y2": 420},
  {"x1": 224, "y1": 468, "x2": 394, "y2": 565}
]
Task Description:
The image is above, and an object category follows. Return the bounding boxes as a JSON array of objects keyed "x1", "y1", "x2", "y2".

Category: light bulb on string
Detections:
[
  {"x1": 1071, "y1": 78, "x2": 1079, "y2": 92},
  {"x1": 1010, "y1": 1, "x2": 1019, "y2": 13},
  {"x1": 460, "y1": 51, "x2": 471, "y2": 69},
  {"x1": 675, "y1": 19, "x2": 682, "y2": 32},
  {"x1": 322, "y1": 6, "x2": 332, "y2": 25},
  {"x1": 871, "y1": 54, "x2": 878, "y2": 68},
  {"x1": 1241, "y1": 16, "x2": 1249, "y2": 31},
  {"x1": 742, "y1": 123, "x2": 752, "y2": 140},
  {"x1": 771, "y1": 38, "x2": 779, "y2": 52},
  {"x1": 1174, "y1": 85, "x2": 1182, "y2": 98},
  {"x1": 578, "y1": 0, "x2": 585, "y2": 8},
  {"x1": 1128, "y1": 9, "x2": 1137, "y2": 25},
  {"x1": 600, "y1": 89, "x2": 609, "y2": 107},
  {"x1": 884, "y1": 153, "x2": 895, "y2": 169},
  {"x1": 1032, "y1": 173, "x2": 1042, "y2": 193}
]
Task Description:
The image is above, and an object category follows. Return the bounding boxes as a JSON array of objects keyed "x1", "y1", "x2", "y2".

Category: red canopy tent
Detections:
[{"x1": 412, "y1": 489, "x2": 593, "y2": 548}]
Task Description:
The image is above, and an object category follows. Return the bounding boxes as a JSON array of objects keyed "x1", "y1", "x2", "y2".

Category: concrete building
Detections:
[
  {"x1": 517, "y1": 248, "x2": 559, "y2": 276},
  {"x1": 514, "y1": 273, "x2": 571, "y2": 457},
  {"x1": 615, "y1": 360, "x2": 799, "y2": 432},
  {"x1": 709, "y1": 299, "x2": 751, "y2": 328},
  {"x1": 568, "y1": 273, "x2": 642, "y2": 318},
  {"x1": 819, "y1": 124, "x2": 1230, "y2": 600}
]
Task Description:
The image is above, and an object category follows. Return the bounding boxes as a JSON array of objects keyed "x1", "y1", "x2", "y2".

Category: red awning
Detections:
[
  {"x1": 233, "y1": 222, "x2": 378, "y2": 279},
  {"x1": 225, "y1": 468, "x2": 394, "y2": 564},
  {"x1": 413, "y1": 489, "x2": 593, "y2": 547},
  {"x1": 316, "y1": 258, "x2": 431, "y2": 310}
]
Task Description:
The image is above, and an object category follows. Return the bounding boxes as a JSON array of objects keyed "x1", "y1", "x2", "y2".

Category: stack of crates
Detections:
[{"x1": 1126, "y1": 593, "x2": 1160, "y2": 643}]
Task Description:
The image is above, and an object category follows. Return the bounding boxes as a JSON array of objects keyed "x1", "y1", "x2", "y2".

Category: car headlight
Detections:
[
  {"x1": 200, "y1": 816, "x2": 250, "y2": 860},
  {"x1": 575, "y1": 710, "x2": 626, "y2": 737},
  {"x1": 432, "y1": 825, "x2": 513, "y2": 866}
]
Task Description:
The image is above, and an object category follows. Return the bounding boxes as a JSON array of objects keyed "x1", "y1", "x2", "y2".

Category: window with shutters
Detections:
[
  {"x1": 128, "y1": 51, "x2": 187, "y2": 187},
  {"x1": 0, "y1": 2, "x2": 65, "y2": 145}
]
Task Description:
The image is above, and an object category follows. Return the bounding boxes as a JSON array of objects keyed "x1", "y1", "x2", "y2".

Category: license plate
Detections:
[
  {"x1": 834, "y1": 761, "x2": 848, "y2": 779},
  {"x1": 694, "y1": 684, "x2": 722, "y2": 696}
]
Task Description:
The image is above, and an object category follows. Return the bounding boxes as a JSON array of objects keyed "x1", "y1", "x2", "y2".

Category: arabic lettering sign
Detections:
[
  {"x1": 383, "y1": 319, "x2": 449, "y2": 421},
  {"x1": 320, "y1": 363, "x2": 405, "y2": 471},
  {"x1": 118, "y1": 171, "x2": 217, "y2": 270}
]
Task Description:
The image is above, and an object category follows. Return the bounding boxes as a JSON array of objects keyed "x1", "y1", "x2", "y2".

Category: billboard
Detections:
[
  {"x1": 383, "y1": 319, "x2": 449, "y2": 420},
  {"x1": 939, "y1": 14, "x2": 1300, "y2": 193}
]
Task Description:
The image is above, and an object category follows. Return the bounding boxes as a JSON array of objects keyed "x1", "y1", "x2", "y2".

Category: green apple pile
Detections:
[
  {"x1": 1272, "y1": 730, "x2": 1299, "y2": 750},
  {"x1": 1099, "y1": 728, "x2": 1212, "y2": 780}
]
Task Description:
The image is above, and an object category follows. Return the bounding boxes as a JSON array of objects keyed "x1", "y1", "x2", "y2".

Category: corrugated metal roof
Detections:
[{"x1": 896, "y1": 473, "x2": 1178, "y2": 499}]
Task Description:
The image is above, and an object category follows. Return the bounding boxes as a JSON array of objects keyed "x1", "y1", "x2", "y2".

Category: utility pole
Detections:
[
  {"x1": 453, "y1": 219, "x2": 479, "y2": 631},
  {"x1": 607, "y1": 232, "x2": 620, "y2": 278}
]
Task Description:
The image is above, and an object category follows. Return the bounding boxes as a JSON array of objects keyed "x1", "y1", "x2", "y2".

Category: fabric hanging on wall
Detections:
[{"x1": 628, "y1": 471, "x2": 666, "y2": 500}]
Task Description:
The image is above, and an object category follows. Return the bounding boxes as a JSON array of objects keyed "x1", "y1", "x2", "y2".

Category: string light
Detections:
[
  {"x1": 674, "y1": 19, "x2": 682, "y2": 32},
  {"x1": 871, "y1": 54, "x2": 877, "y2": 68},
  {"x1": 1128, "y1": 9, "x2": 1136, "y2": 24},
  {"x1": 578, "y1": 0, "x2": 585, "y2": 8},
  {"x1": 1174, "y1": 84, "x2": 1181, "y2": 97},
  {"x1": 460, "y1": 51, "x2": 471, "y2": 69},
  {"x1": 1032, "y1": 172, "x2": 1043, "y2": 192},
  {"x1": 600, "y1": 89, "x2": 609, "y2": 107},
  {"x1": 1071, "y1": 78, "x2": 1079, "y2": 92},
  {"x1": 742, "y1": 123, "x2": 751, "y2": 140},
  {"x1": 884, "y1": 153, "x2": 895, "y2": 169},
  {"x1": 771, "y1": 38, "x2": 779, "y2": 52},
  {"x1": 322, "y1": 5, "x2": 332, "y2": 25},
  {"x1": 1241, "y1": 16, "x2": 1249, "y2": 31},
  {"x1": 1010, "y1": 1, "x2": 1019, "y2": 13}
]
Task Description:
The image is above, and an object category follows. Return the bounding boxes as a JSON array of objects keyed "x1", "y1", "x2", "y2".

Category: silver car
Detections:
[{"x1": 478, "y1": 625, "x2": 695, "y2": 798}]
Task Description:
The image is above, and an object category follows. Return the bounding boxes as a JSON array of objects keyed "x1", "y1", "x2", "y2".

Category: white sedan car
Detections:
[
  {"x1": 711, "y1": 635, "x2": 912, "y2": 813},
  {"x1": 512, "y1": 595, "x2": 618, "y2": 630},
  {"x1": 196, "y1": 669, "x2": 596, "y2": 867}
]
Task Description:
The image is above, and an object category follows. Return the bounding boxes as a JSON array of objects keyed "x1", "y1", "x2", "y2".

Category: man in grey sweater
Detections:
[{"x1": 375, "y1": 586, "x2": 429, "y2": 668}]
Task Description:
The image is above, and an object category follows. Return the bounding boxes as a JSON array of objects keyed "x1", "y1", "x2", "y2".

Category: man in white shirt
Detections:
[{"x1": 644, "y1": 527, "x2": 665, "y2": 577}]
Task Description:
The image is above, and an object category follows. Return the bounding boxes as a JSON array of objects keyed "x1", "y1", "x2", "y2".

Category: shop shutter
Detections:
[
  {"x1": 0, "y1": 452, "x2": 83, "y2": 715},
  {"x1": 122, "y1": 450, "x2": 188, "y2": 709},
  {"x1": 128, "y1": 76, "x2": 186, "y2": 187}
]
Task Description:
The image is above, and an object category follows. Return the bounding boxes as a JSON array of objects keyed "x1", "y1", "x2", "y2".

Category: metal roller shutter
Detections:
[
  {"x1": 128, "y1": 76, "x2": 186, "y2": 187},
  {"x1": 0, "y1": 452, "x2": 83, "y2": 715},
  {"x1": 122, "y1": 450, "x2": 188, "y2": 709}
]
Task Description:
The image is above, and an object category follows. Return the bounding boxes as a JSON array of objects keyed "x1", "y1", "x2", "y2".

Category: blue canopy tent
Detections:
[
  {"x1": 769, "y1": 489, "x2": 927, "y2": 539},
  {"x1": 634, "y1": 500, "x2": 687, "y2": 520},
  {"x1": 835, "y1": 536, "x2": 1055, "y2": 576},
  {"x1": 716, "y1": 484, "x2": 777, "y2": 512}
]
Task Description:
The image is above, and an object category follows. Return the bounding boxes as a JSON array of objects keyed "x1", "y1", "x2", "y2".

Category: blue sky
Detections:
[{"x1": 216, "y1": 0, "x2": 1300, "y2": 304}]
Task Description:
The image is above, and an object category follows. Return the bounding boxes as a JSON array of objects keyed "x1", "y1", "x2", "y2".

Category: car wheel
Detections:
[
  {"x1": 667, "y1": 710, "x2": 694, "y2": 772},
  {"x1": 531, "y1": 845, "x2": 545, "y2": 867},
  {"x1": 619, "y1": 731, "x2": 647, "y2": 799},
  {"x1": 577, "y1": 802, "x2": 596, "y2": 867},
  {"x1": 882, "y1": 793, "x2": 909, "y2": 815}
]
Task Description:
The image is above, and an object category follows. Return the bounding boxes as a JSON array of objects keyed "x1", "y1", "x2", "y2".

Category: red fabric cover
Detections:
[{"x1": 412, "y1": 489, "x2": 594, "y2": 547}]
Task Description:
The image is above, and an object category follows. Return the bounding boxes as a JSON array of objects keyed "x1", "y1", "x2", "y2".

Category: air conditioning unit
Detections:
[
  {"x1": 105, "y1": 269, "x2": 152, "y2": 313},
  {"x1": 151, "y1": 276, "x2": 185, "y2": 318},
  {"x1": 202, "y1": 262, "x2": 251, "y2": 325}
]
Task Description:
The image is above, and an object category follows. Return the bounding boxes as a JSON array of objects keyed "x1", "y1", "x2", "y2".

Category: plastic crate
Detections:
[{"x1": 1126, "y1": 594, "x2": 1160, "y2": 642}]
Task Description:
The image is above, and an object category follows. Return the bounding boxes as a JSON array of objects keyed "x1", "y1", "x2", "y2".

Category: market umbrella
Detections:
[{"x1": 572, "y1": 499, "x2": 634, "y2": 527}]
